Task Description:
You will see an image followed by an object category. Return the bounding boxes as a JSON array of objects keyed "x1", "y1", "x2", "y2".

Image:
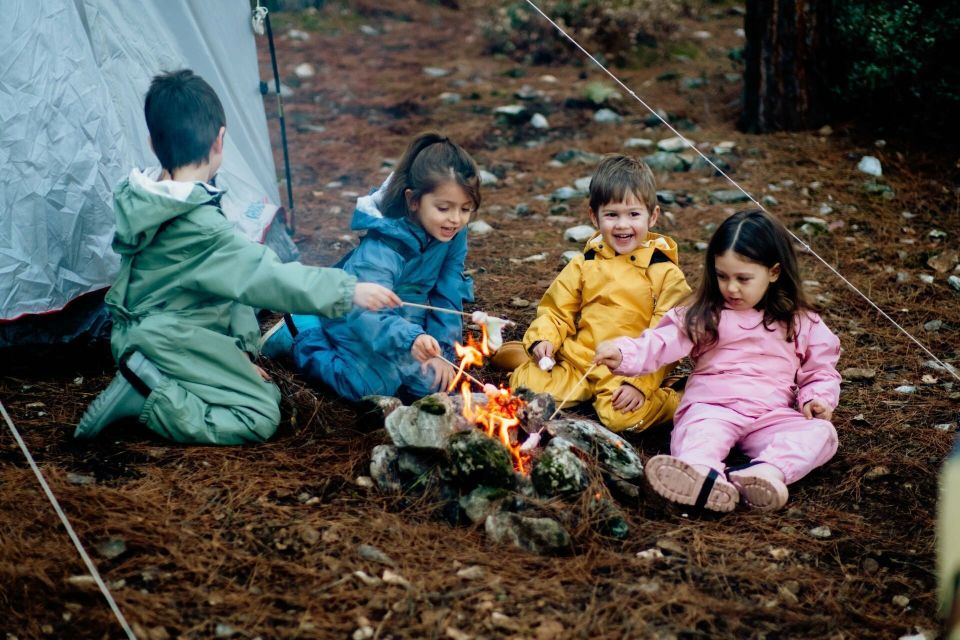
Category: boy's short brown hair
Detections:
[{"x1": 588, "y1": 154, "x2": 657, "y2": 214}]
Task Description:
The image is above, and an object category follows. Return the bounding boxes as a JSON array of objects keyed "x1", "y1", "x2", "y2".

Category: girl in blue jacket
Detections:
[{"x1": 263, "y1": 132, "x2": 480, "y2": 401}]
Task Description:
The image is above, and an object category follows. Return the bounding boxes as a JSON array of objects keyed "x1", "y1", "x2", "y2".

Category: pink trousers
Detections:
[{"x1": 671, "y1": 403, "x2": 838, "y2": 484}]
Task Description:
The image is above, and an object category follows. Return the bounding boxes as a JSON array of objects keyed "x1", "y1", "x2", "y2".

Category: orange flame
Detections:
[{"x1": 450, "y1": 328, "x2": 531, "y2": 473}]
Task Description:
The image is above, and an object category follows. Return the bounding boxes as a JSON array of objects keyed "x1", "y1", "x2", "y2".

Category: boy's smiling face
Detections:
[{"x1": 589, "y1": 192, "x2": 659, "y2": 255}]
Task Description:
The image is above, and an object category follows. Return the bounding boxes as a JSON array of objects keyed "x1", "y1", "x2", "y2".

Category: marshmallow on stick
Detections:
[{"x1": 471, "y1": 311, "x2": 515, "y2": 351}]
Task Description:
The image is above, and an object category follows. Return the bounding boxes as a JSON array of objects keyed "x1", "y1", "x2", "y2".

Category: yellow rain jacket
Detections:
[{"x1": 510, "y1": 231, "x2": 691, "y2": 431}]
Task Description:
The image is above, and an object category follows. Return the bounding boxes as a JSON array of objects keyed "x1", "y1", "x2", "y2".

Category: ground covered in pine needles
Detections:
[{"x1": 2, "y1": 1, "x2": 958, "y2": 638}]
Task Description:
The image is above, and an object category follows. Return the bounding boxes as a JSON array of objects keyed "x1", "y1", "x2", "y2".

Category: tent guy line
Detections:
[
  {"x1": 521, "y1": 0, "x2": 960, "y2": 385},
  {"x1": 0, "y1": 401, "x2": 138, "y2": 640}
]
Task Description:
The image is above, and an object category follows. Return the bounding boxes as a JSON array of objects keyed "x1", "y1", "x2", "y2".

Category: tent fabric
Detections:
[{"x1": 0, "y1": 1, "x2": 292, "y2": 344}]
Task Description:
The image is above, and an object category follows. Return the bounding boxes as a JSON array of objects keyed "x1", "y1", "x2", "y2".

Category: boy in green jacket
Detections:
[{"x1": 75, "y1": 69, "x2": 399, "y2": 445}]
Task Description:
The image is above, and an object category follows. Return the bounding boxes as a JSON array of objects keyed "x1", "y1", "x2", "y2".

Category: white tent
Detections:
[{"x1": 0, "y1": 0, "x2": 296, "y2": 347}]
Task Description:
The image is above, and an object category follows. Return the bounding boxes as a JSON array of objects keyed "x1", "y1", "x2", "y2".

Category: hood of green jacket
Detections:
[{"x1": 112, "y1": 168, "x2": 223, "y2": 255}]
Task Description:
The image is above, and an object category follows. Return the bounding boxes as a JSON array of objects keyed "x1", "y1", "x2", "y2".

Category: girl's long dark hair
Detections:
[
  {"x1": 685, "y1": 209, "x2": 815, "y2": 349},
  {"x1": 380, "y1": 131, "x2": 481, "y2": 219}
]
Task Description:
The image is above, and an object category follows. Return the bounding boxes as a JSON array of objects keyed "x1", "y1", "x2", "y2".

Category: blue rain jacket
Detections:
[{"x1": 291, "y1": 184, "x2": 474, "y2": 400}]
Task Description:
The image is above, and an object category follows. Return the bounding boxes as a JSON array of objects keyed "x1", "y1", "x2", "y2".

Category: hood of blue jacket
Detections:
[{"x1": 350, "y1": 174, "x2": 432, "y2": 254}]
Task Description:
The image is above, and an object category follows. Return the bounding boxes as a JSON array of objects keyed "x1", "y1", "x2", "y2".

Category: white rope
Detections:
[
  {"x1": 251, "y1": 2, "x2": 268, "y2": 36},
  {"x1": 522, "y1": 0, "x2": 960, "y2": 384},
  {"x1": 0, "y1": 401, "x2": 138, "y2": 640}
]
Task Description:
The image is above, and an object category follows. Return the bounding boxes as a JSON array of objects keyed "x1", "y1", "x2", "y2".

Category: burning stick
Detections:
[{"x1": 547, "y1": 362, "x2": 598, "y2": 421}]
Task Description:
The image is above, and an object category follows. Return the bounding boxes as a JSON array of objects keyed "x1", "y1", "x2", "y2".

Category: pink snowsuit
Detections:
[{"x1": 612, "y1": 307, "x2": 841, "y2": 484}]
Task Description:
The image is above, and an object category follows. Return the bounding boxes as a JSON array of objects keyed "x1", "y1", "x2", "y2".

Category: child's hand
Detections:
[
  {"x1": 353, "y1": 283, "x2": 401, "y2": 310},
  {"x1": 531, "y1": 341, "x2": 554, "y2": 361},
  {"x1": 411, "y1": 334, "x2": 441, "y2": 363},
  {"x1": 421, "y1": 357, "x2": 456, "y2": 391},
  {"x1": 802, "y1": 398, "x2": 833, "y2": 421},
  {"x1": 593, "y1": 340, "x2": 623, "y2": 370},
  {"x1": 251, "y1": 362, "x2": 272, "y2": 381},
  {"x1": 611, "y1": 383, "x2": 645, "y2": 413}
]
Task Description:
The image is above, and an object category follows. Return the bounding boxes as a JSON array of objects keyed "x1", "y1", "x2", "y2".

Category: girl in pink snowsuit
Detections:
[{"x1": 595, "y1": 210, "x2": 841, "y2": 512}]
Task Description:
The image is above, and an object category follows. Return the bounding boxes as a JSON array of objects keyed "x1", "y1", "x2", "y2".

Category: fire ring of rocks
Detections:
[{"x1": 362, "y1": 388, "x2": 646, "y2": 555}]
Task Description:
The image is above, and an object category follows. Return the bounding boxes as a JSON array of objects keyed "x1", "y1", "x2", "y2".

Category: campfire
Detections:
[{"x1": 365, "y1": 324, "x2": 647, "y2": 555}]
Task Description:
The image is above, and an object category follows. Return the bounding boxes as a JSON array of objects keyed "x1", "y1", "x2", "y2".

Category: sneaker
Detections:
[
  {"x1": 258, "y1": 319, "x2": 293, "y2": 360},
  {"x1": 727, "y1": 463, "x2": 789, "y2": 511},
  {"x1": 74, "y1": 351, "x2": 165, "y2": 440},
  {"x1": 645, "y1": 454, "x2": 739, "y2": 512}
]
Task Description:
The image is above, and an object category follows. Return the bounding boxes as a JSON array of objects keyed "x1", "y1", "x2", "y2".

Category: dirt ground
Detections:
[{"x1": 2, "y1": 1, "x2": 959, "y2": 638}]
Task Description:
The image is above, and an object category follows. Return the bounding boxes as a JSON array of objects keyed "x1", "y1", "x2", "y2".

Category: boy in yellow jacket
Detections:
[{"x1": 509, "y1": 155, "x2": 690, "y2": 432}]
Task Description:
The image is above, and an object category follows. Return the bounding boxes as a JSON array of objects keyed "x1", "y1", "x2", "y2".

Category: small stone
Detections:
[
  {"x1": 293, "y1": 63, "x2": 315, "y2": 78},
  {"x1": 358, "y1": 544, "x2": 396, "y2": 567},
  {"x1": 514, "y1": 203, "x2": 530, "y2": 216},
  {"x1": 552, "y1": 186, "x2": 584, "y2": 201},
  {"x1": 510, "y1": 297, "x2": 530, "y2": 308},
  {"x1": 857, "y1": 156, "x2": 882, "y2": 177},
  {"x1": 709, "y1": 189, "x2": 751, "y2": 204},
  {"x1": 894, "y1": 385, "x2": 917, "y2": 394},
  {"x1": 95, "y1": 538, "x2": 127, "y2": 560},
  {"x1": 563, "y1": 225, "x2": 596, "y2": 243},
  {"x1": 818, "y1": 125, "x2": 833, "y2": 136},
  {"x1": 355, "y1": 476, "x2": 374, "y2": 488},
  {"x1": 352, "y1": 626, "x2": 374, "y2": 640},
  {"x1": 714, "y1": 141, "x2": 736, "y2": 155},
  {"x1": 478, "y1": 170, "x2": 498, "y2": 186},
  {"x1": 642, "y1": 151, "x2": 687, "y2": 172},
  {"x1": 382, "y1": 569, "x2": 411, "y2": 588},
  {"x1": 934, "y1": 423, "x2": 956, "y2": 432},
  {"x1": 468, "y1": 220, "x2": 494, "y2": 236},
  {"x1": 656, "y1": 538, "x2": 685, "y2": 555},
  {"x1": 439, "y1": 92, "x2": 461, "y2": 104},
  {"x1": 863, "y1": 557, "x2": 880, "y2": 574},
  {"x1": 657, "y1": 136, "x2": 689, "y2": 153},
  {"x1": 768, "y1": 547, "x2": 792, "y2": 560},
  {"x1": 66, "y1": 575, "x2": 97, "y2": 589},
  {"x1": 456, "y1": 565, "x2": 485, "y2": 580},
  {"x1": 298, "y1": 525, "x2": 320, "y2": 545},
  {"x1": 574, "y1": 176, "x2": 592, "y2": 192},
  {"x1": 928, "y1": 250, "x2": 959, "y2": 273},
  {"x1": 809, "y1": 526, "x2": 832, "y2": 539},
  {"x1": 919, "y1": 274, "x2": 935, "y2": 284},
  {"x1": 636, "y1": 548, "x2": 664, "y2": 561},
  {"x1": 215, "y1": 624, "x2": 236, "y2": 638},
  {"x1": 624, "y1": 138, "x2": 653, "y2": 149},
  {"x1": 842, "y1": 367, "x2": 876, "y2": 382},
  {"x1": 950, "y1": 275, "x2": 960, "y2": 292},
  {"x1": 892, "y1": 595, "x2": 910, "y2": 608},
  {"x1": 494, "y1": 105, "x2": 528, "y2": 123},
  {"x1": 694, "y1": 241, "x2": 708, "y2": 251},
  {"x1": 561, "y1": 250, "x2": 580, "y2": 264},
  {"x1": 777, "y1": 584, "x2": 799, "y2": 605},
  {"x1": 530, "y1": 113, "x2": 549, "y2": 129},
  {"x1": 762, "y1": 195, "x2": 779, "y2": 207},
  {"x1": 864, "y1": 466, "x2": 890, "y2": 480},
  {"x1": 353, "y1": 570, "x2": 381, "y2": 586},
  {"x1": 423, "y1": 67, "x2": 452, "y2": 77},
  {"x1": 445, "y1": 627, "x2": 472, "y2": 640},
  {"x1": 593, "y1": 108, "x2": 623, "y2": 124},
  {"x1": 491, "y1": 612, "x2": 517, "y2": 631},
  {"x1": 535, "y1": 620, "x2": 565, "y2": 640},
  {"x1": 521, "y1": 253, "x2": 547, "y2": 263},
  {"x1": 287, "y1": 29, "x2": 310, "y2": 41},
  {"x1": 359, "y1": 24, "x2": 379, "y2": 36},
  {"x1": 66, "y1": 473, "x2": 96, "y2": 485}
]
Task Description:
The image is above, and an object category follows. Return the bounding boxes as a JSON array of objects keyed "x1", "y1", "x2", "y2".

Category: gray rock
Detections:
[
  {"x1": 544, "y1": 418, "x2": 643, "y2": 480},
  {"x1": 439, "y1": 92, "x2": 461, "y2": 104},
  {"x1": 857, "y1": 155, "x2": 882, "y2": 177},
  {"x1": 762, "y1": 195, "x2": 779, "y2": 207},
  {"x1": 643, "y1": 109, "x2": 670, "y2": 127},
  {"x1": 808, "y1": 526, "x2": 832, "y2": 539},
  {"x1": 286, "y1": 29, "x2": 310, "y2": 41},
  {"x1": 479, "y1": 170, "x2": 499, "y2": 186},
  {"x1": 950, "y1": 275, "x2": 960, "y2": 292},
  {"x1": 530, "y1": 113, "x2": 549, "y2": 129},
  {"x1": 370, "y1": 444, "x2": 402, "y2": 493},
  {"x1": 589, "y1": 498, "x2": 629, "y2": 540},
  {"x1": 642, "y1": 152, "x2": 687, "y2": 172},
  {"x1": 714, "y1": 141, "x2": 737, "y2": 155},
  {"x1": 574, "y1": 176, "x2": 592, "y2": 192},
  {"x1": 358, "y1": 395, "x2": 403, "y2": 424},
  {"x1": 682, "y1": 77, "x2": 706, "y2": 90},
  {"x1": 894, "y1": 385, "x2": 917, "y2": 394},
  {"x1": 863, "y1": 180, "x2": 895, "y2": 199},
  {"x1": 294, "y1": 63, "x2": 315, "y2": 79},
  {"x1": 551, "y1": 186, "x2": 585, "y2": 201},
  {"x1": 446, "y1": 430, "x2": 516, "y2": 489},
  {"x1": 593, "y1": 108, "x2": 623, "y2": 124},
  {"x1": 459, "y1": 486, "x2": 511, "y2": 524},
  {"x1": 514, "y1": 203, "x2": 530, "y2": 216},
  {"x1": 690, "y1": 155, "x2": 731, "y2": 175},
  {"x1": 563, "y1": 225, "x2": 596, "y2": 243},
  {"x1": 561, "y1": 250, "x2": 581, "y2": 264},
  {"x1": 842, "y1": 367, "x2": 876, "y2": 382},
  {"x1": 552, "y1": 149, "x2": 603, "y2": 165},
  {"x1": 531, "y1": 437, "x2": 587, "y2": 497},
  {"x1": 66, "y1": 472, "x2": 95, "y2": 485},
  {"x1": 494, "y1": 105, "x2": 528, "y2": 124},
  {"x1": 398, "y1": 450, "x2": 437, "y2": 479},
  {"x1": 624, "y1": 138, "x2": 653, "y2": 149},
  {"x1": 510, "y1": 297, "x2": 530, "y2": 308},
  {"x1": 423, "y1": 67, "x2": 452, "y2": 78},
  {"x1": 549, "y1": 204, "x2": 570, "y2": 216},
  {"x1": 359, "y1": 25, "x2": 379, "y2": 36},
  {"x1": 920, "y1": 274, "x2": 935, "y2": 284},
  {"x1": 514, "y1": 84, "x2": 539, "y2": 100},
  {"x1": 384, "y1": 395, "x2": 456, "y2": 450},
  {"x1": 657, "y1": 136, "x2": 689, "y2": 153},
  {"x1": 358, "y1": 544, "x2": 396, "y2": 566},
  {"x1": 656, "y1": 190, "x2": 675, "y2": 204},
  {"x1": 95, "y1": 538, "x2": 127, "y2": 560},
  {"x1": 695, "y1": 241, "x2": 709, "y2": 251},
  {"x1": 468, "y1": 220, "x2": 494, "y2": 236},
  {"x1": 709, "y1": 189, "x2": 751, "y2": 204},
  {"x1": 802, "y1": 217, "x2": 829, "y2": 231},
  {"x1": 485, "y1": 512, "x2": 571, "y2": 555}
]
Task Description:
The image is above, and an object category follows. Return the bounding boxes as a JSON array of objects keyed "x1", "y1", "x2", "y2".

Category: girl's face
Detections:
[
  {"x1": 407, "y1": 181, "x2": 475, "y2": 242},
  {"x1": 714, "y1": 250, "x2": 780, "y2": 310}
]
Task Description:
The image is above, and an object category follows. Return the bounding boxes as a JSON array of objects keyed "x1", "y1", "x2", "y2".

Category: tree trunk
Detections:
[{"x1": 739, "y1": 0, "x2": 833, "y2": 132}]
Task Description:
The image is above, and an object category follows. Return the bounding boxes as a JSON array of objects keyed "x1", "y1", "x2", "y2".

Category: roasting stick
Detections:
[
  {"x1": 401, "y1": 301, "x2": 471, "y2": 319},
  {"x1": 547, "y1": 362, "x2": 598, "y2": 421},
  {"x1": 435, "y1": 354, "x2": 486, "y2": 388}
]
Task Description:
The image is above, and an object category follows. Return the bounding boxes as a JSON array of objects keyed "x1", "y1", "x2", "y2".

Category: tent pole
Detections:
[{"x1": 264, "y1": 12, "x2": 296, "y2": 236}]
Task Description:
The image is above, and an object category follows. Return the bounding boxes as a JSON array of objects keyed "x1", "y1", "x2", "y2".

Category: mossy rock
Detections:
[
  {"x1": 531, "y1": 442, "x2": 587, "y2": 498},
  {"x1": 446, "y1": 431, "x2": 515, "y2": 490}
]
